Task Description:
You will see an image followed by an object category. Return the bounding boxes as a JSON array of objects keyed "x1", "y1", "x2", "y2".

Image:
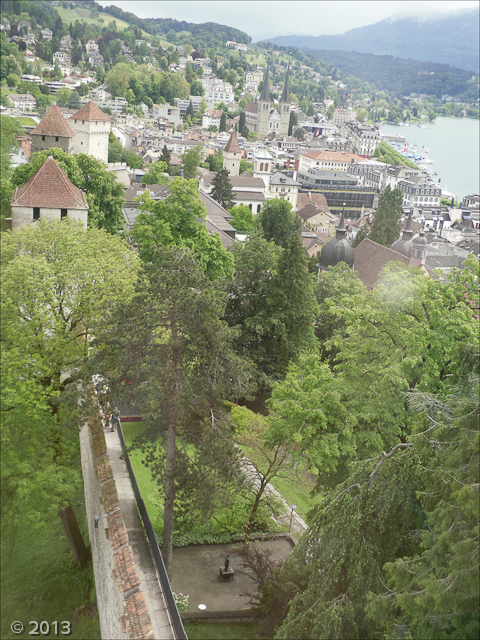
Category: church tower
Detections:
[
  {"x1": 256, "y1": 66, "x2": 271, "y2": 136},
  {"x1": 278, "y1": 64, "x2": 291, "y2": 136}
]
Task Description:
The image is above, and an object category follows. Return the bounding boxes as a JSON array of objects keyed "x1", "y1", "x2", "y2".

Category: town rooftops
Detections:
[
  {"x1": 30, "y1": 105, "x2": 75, "y2": 138},
  {"x1": 71, "y1": 100, "x2": 111, "y2": 122},
  {"x1": 302, "y1": 150, "x2": 363, "y2": 163},
  {"x1": 11, "y1": 156, "x2": 89, "y2": 210},
  {"x1": 353, "y1": 238, "x2": 409, "y2": 290}
]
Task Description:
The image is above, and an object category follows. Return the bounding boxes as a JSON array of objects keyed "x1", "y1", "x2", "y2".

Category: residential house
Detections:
[
  {"x1": 8, "y1": 93, "x2": 36, "y2": 110},
  {"x1": 267, "y1": 172, "x2": 300, "y2": 210},
  {"x1": 202, "y1": 109, "x2": 224, "y2": 129}
]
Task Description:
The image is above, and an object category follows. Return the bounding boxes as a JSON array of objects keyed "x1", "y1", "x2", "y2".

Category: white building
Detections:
[
  {"x1": 152, "y1": 103, "x2": 182, "y2": 128},
  {"x1": 8, "y1": 93, "x2": 36, "y2": 110}
]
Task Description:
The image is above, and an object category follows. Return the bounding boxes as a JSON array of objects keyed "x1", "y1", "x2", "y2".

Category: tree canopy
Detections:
[{"x1": 132, "y1": 177, "x2": 234, "y2": 280}]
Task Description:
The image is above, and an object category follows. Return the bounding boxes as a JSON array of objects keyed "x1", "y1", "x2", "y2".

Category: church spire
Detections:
[
  {"x1": 280, "y1": 64, "x2": 290, "y2": 103},
  {"x1": 260, "y1": 65, "x2": 270, "y2": 102}
]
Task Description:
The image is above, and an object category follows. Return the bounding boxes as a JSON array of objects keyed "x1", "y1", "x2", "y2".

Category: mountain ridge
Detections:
[{"x1": 264, "y1": 8, "x2": 479, "y2": 73}]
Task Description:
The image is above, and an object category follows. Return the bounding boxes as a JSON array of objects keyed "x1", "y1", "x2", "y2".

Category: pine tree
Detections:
[
  {"x1": 368, "y1": 186, "x2": 403, "y2": 246},
  {"x1": 239, "y1": 109, "x2": 246, "y2": 132},
  {"x1": 219, "y1": 111, "x2": 227, "y2": 132}
]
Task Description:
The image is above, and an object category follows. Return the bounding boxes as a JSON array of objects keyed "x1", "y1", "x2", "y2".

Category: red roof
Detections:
[
  {"x1": 11, "y1": 157, "x2": 89, "y2": 210},
  {"x1": 353, "y1": 238, "x2": 409, "y2": 290},
  {"x1": 71, "y1": 100, "x2": 111, "y2": 122},
  {"x1": 224, "y1": 130, "x2": 242, "y2": 154},
  {"x1": 30, "y1": 105, "x2": 75, "y2": 138}
]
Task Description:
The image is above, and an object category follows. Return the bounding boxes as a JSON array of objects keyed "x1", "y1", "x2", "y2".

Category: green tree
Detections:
[
  {"x1": 108, "y1": 130, "x2": 126, "y2": 163},
  {"x1": 203, "y1": 150, "x2": 223, "y2": 172},
  {"x1": 54, "y1": 86, "x2": 71, "y2": 107},
  {"x1": 368, "y1": 185, "x2": 403, "y2": 246},
  {"x1": 181, "y1": 146, "x2": 202, "y2": 179},
  {"x1": 288, "y1": 110, "x2": 298, "y2": 135},
  {"x1": 1, "y1": 219, "x2": 139, "y2": 562},
  {"x1": 105, "y1": 62, "x2": 135, "y2": 97},
  {"x1": 228, "y1": 203, "x2": 255, "y2": 234},
  {"x1": 125, "y1": 150, "x2": 142, "y2": 169},
  {"x1": 210, "y1": 167, "x2": 234, "y2": 210},
  {"x1": 132, "y1": 177, "x2": 234, "y2": 280},
  {"x1": 239, "y1": 109, "x2": 246, "y2": 132},
  {"x1": 351, "y1": 222, "x2": 370, "y2": 248},
  {"x1": 160, "y1": 144, "x2": 171, "y2": 165},
  {"x1": 11, "y1": 148, "x2": 125, "y2": 234},
  {"x1": 103, "y1": 247, "x2": 250, "y2": 577},
  {"x1": 293, "y1": 126, "x2": 305, "y2": 141},
  {"x1": 256, "y1": 199, "x2": 302, "y2": 249},
  {"x1": 267, "y1": 233, "x2": 318, "y2": 374},
  {"x1": 142, "y1": 160, "x2": 170, "y2": 185},
  {"x1": 66, "y1": 89, "x2": 81, "y2": 110},
  {"x1": 239, "y1": 159, "x2": 254, "y2": 174},
  {"x1": 219, "y1": 111, "x2": 227, "y2": 132}
]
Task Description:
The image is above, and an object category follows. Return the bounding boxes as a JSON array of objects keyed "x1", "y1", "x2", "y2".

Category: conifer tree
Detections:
[
  {"x1": 219, "y1": 111, "x2": 227, "y2": 132},
  {"x1": 239, "y1": 109, "x2": 246, "y2": 132},
  {"x1": 368, "y1": 185, "x2": 403, "y2": 246},
  {"x1": 211, "y1": 168, "x2": 234, "y2": 210}
]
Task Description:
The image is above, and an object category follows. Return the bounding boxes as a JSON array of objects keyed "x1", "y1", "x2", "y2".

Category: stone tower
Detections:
[
  {"x1": 278, "y1": 64, "x2": 291, "y2": 136},
  {"x1": 256, "y1": 66, "x2": 271, "y2": 136},
  {"x1": 70, "y1": 101, "x2": 111, "y2": 163},
  {"x1": 30, "y1": 105, "x2": 75, "y2": 155},
  {"x1": 223, "y1": 130, "x2": 242, "y2": 177}
]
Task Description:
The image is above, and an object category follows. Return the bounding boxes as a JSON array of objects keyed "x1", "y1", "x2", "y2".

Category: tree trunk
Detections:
[
  {"x1": 162, "y1": 422, "x2": 177, "y2": 581},
  {"x1": 58, "y1": 504, "x2": 90, "y2": 565},
  {"x1": 244, "y1": 478, "x2": 268, "y2": 544}
]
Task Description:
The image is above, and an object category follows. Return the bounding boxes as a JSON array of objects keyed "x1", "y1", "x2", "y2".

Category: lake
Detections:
[{"x1": 379, "y1": 116, "x2": 480, "y2": 202}]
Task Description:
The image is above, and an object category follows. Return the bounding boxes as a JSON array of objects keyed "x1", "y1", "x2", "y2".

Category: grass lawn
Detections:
[
  {"x1": 1, "y1": 493, "x2": 100, "y2": 640},
  {"x1": 18, "y1": 116, "x2": 38, "y2": 126},
  {"x1": 184, "y1": 621, "x2": 261, "y2": 640},
  {"x1": 120, "y1": 421, "x2": 165, "y2": 531},
  {"x1": 55, "y1": 6, "x2": 141, "y2": 35}
]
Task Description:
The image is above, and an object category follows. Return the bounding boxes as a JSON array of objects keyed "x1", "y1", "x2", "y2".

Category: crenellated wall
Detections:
[{"x1": 80, "y1": 409, "x2": 155, "y2": 640}]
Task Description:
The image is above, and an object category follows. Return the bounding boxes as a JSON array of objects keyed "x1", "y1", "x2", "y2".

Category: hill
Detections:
[{"x1": 266, "y1": 8, "x2": 480, "y2": 73}]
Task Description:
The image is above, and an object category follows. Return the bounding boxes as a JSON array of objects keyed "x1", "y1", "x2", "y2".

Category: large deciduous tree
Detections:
[
  {"x1": 132, "y1": 177, "x2": 234, "y2": 280},
  {"x1": 11, "y1": 148, "x2": 125, "y2": 234},
  {"x1": 1, "y1": 220, "x2": 139, "y2": 562}
]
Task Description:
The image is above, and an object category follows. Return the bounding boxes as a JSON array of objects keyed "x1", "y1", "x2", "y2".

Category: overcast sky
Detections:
[{"x1": 96, "y1": 1, "x2": 479, "y2": 41}]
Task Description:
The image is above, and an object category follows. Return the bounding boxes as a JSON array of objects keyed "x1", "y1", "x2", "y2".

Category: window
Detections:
[
  {"x1": 42, "y1": 135, "x2": 45, "y2": 141},
  {"x1": 55, "y1": 136, "x2": 59, "y2": 142},
  {"x1": 61, "y1": 209, "x2": 67, "y2": 219},
  {"x1": 33, "y1": 207, "x2": 40, "y2": 220}
]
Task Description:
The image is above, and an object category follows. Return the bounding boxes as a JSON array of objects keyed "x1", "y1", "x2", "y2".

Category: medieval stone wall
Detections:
[{"x1": 79, "y1": 408, "x2": 155, "y2": 639}]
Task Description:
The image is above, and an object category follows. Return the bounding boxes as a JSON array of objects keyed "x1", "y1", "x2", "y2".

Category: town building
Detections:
[
  {"x1": 70, "y1": 101, "x2": 111, "y2": 163},
  {"x1": 152, "y1": 103, "x2": 181, "y2": 128},
  {"x1": 267, "y1": 172, "x2": 300, "y2": 210},
  {"x1": 30, "y1": 104, "x2": 75, "y2": 155},
  {"x1": 342, "y1": 121, "x2": 381, "y2": 157},
  {"x1": 222, "y1": 130, "x2": 242, "y2": 177},
  {"x1": 8, "y1": 93, "x2": 36, "y2": 110},
  {"x1": 8, "y1": 157, "x2": 89, "y2": 231}
]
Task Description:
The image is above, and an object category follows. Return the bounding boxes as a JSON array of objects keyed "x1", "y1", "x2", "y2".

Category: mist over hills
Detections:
[{"x1": 265, "y1": 8, "x2": 480, "y2": 73}]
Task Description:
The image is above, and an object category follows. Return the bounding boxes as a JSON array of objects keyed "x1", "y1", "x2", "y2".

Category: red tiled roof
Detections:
[
  {"x1": 11, "y1": 157, "x2": 89, "y2": 210},
  {"x1": 353, "y1": 238, "x2": 409, "y2": 290},
  {"x1": 71, "y1": 100, "x2": 111, "y2": 122},
  {"x1": 224, "y1": 130, "x2": 242, "y2": 154},
  {"x1": 30, "y1": 105, "x2": 75, "y2": 138}
]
